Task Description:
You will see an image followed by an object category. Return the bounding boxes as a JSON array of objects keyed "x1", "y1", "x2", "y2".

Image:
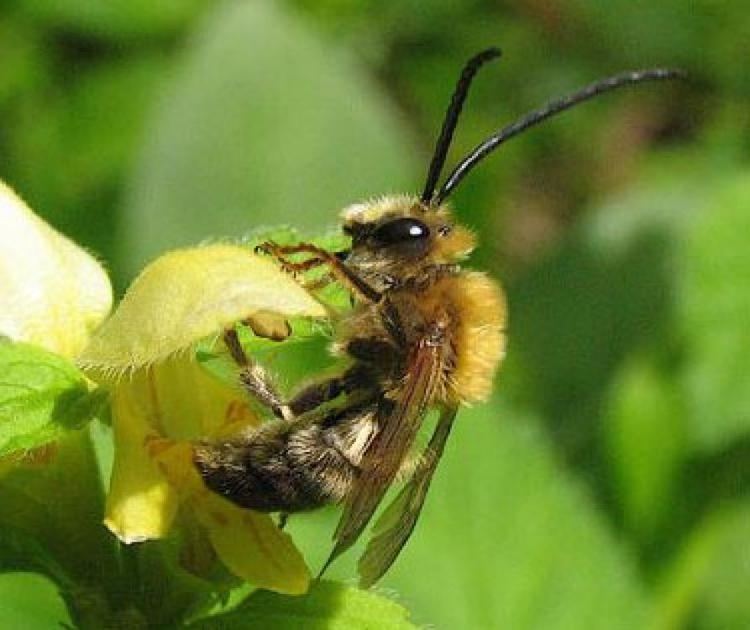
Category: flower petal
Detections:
[
  {"x1": 0, "y1": 181, "x2": 112, "y2": 358},
  {"x1": 78, "y1": 243, "x2": 326, "y2": 380},
  {"x1": 104, "y1": 356, "x2": 259, "y2": 541},
  {"x1": 139, "y1": 355, "x2": 260, "y2": 439},
  {"x1": 152, "y1": 440, "x2": 311, "y2": 595},
  {"x1": 105, "y1": 381, "x2": 179, "y2": 543}
]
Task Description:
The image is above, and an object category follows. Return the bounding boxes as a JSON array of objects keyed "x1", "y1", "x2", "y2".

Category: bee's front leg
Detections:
[{"x1": 256, "y1": 241, "x2": 381, "y2": 303}]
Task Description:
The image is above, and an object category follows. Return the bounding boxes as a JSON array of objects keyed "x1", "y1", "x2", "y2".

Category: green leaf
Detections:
[
  {"x1": 0, "y1": 429, "x2": 115, "y2": 584},
  {"x1": 603, "y1": 354, "x2": 687, "y2": 541},
  {"x1": 10, "y1": 56, "x2": 170, "y2": 260},
  {"x1": 510, "y1": 152, "x2": 743, "y2": 461},
  {"x1": 566, "y1": 0, "x2": 750, "y2": 96},
  {"x1": 0, "y1": 572, "x2": 72, "y2": 629},
  {"x1": 190, "y1": 580, "x2": 415, "y2": 630},
  {"x1": 0, "y1": 527, "x2": 72, "y2": 588},
  {"x1": 195, "y1": 318, "x2": 333, "y2": 394},
  {"x1": 0, "y1": 19, "x2": 45, "y2": 107},
  {"x1": 509, "y1": 154, "x2": 708, "y2": 460},
  {"x1": 0, "y1": 340, "x2": 104, "y2": 457},
  {"x1": 378, "y1": 400, "x2": 649, "y2": 629},
  {"x1": 677, "y1": 173, "x2": 750, "y2": 452},
  {"x1": 693, "y1": 504, "x2": 750, "y2": 630},
  {"x1": 119, "y1": 1, "x2": 419, "y2": 278},
  {"x1": 15, "y1": 0, "x2": 206, "y2": 40},
  {"x1": 649, "y1": 503, "x2": 750, "y2": 630},
  {"x1": 0, "y1": 430, "x2": 122, "y2": 625}
]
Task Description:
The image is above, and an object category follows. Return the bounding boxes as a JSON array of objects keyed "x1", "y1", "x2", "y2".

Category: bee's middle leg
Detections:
[{"x1": 223, "y1": 328, "x2": 292, "y2": 420}]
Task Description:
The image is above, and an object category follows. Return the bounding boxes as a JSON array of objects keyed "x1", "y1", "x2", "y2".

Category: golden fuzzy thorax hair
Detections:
[
  {"x1": 337, "y1": 194, "x2": 506, "y2": 405},
  {"x1": 427, "y1": 271, "x2": 506, "y2": 405}
]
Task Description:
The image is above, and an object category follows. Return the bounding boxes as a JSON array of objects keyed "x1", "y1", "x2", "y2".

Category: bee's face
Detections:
[{"x1": 340, "y1": 195, "x2": 475, "y2": 272}]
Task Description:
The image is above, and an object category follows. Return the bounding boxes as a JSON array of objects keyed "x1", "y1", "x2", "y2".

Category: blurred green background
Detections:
[{"x1": 1, "y1": 0, "x2": 749, "y2": 628}]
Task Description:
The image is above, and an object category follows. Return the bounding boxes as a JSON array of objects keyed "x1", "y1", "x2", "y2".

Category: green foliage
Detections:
[
  {"x1": 604, "y1": 354, "x2": 687, "y2": 541},
  {"x1": 117, "y1": 1, "x2": 420, "y2": 279},
  {"x1": 381, "y1": 401, "x2": 649, "y2": 629},
  {"x1": 10, "y1": 56, "x2": 167, "y2": 257},
  {"x1": 191, "y1": 580, "x2": 416, "y2": 629},
  {"x1": 0, "y1": 432, "x2": 122, "y2": 627},
  {"x1": 678, "y1": 174, "x2": 750, "y2": 451},
  {"x1": 0, "y1": 340, "x2": 105, "y2": 457},
  {"x1": 12, "y1": 0, "x2": 208, "y2": 41},
  {"x1": 0, "y1": 572, "x2": 72, "y2": 629},
  {"x1": 1, "y1": 0, "x2": 749, "y2": 628}
]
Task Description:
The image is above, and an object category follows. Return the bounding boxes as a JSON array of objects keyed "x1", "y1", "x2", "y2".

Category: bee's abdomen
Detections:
[{"x1": 194, "y1": 408, "x2": 377, "y2": 513}]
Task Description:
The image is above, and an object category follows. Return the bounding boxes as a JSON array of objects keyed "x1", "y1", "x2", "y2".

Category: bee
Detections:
[{"x1": 193, "y1": 48, "x2": 682, "y2": 586}]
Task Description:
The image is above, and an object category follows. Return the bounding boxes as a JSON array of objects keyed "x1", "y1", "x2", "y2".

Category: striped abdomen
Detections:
[{"x1": 193, "y1": 405, "x2": 377, "y2": 513}]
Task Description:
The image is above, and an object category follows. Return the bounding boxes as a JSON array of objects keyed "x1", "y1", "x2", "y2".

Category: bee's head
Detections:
[
  {"x1": 337, "y1": 50, "x2": 681, "y2": 286},
  {"x1": 340, "y1": 195, "x2": 475, "y2": 267}
]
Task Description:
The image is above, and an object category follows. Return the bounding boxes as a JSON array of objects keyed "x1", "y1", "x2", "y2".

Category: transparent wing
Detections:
[
  {"x1": 319, "y1": 335, "x2": 443, "y2": 576},
  {"x1": 358, "y1": 405, "x2": 457, "y2": 588}
]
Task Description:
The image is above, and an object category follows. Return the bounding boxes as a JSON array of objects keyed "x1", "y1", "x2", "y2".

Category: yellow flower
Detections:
[
  {"x1": 79, "y1": 243, "x2": 328, "y2": 594},
  {"x1": 0, "y1": 181, "x2": 112, "y2": 473},
  {"x1": 0, "y1": 180, "x2": 112, "y2": 358}
]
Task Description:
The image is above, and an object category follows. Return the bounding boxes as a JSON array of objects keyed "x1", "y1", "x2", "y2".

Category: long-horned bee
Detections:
[{"x1": 193, "y1": 48, "x2": 682, "y2": 586}]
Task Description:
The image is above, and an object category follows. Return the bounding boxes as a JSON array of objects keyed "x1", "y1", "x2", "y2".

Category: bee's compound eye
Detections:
[{"x1": 372, "y1": 218, "x2": 430, "y2": 245}]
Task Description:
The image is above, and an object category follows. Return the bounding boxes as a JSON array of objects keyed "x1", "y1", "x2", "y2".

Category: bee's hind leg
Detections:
[
  {"x1": 284, "y1": 365, "x2": 371, "y2": 416},
  {"x1": 223, "y1": 329, "x2": 370, "y2": 421}
]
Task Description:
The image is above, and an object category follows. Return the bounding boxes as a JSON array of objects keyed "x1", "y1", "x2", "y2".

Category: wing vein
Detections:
[{"x1": 319, "y1": 332, "x2": 445, "y2": 576}]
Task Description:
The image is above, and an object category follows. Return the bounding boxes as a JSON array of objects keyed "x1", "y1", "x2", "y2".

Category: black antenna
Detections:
[
  {"x1": 421, "y1": 47, "x2": 502, "y2": 205},
  {"x1": 435, "y1": 67, "x2": 686, "y2": 204}
]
